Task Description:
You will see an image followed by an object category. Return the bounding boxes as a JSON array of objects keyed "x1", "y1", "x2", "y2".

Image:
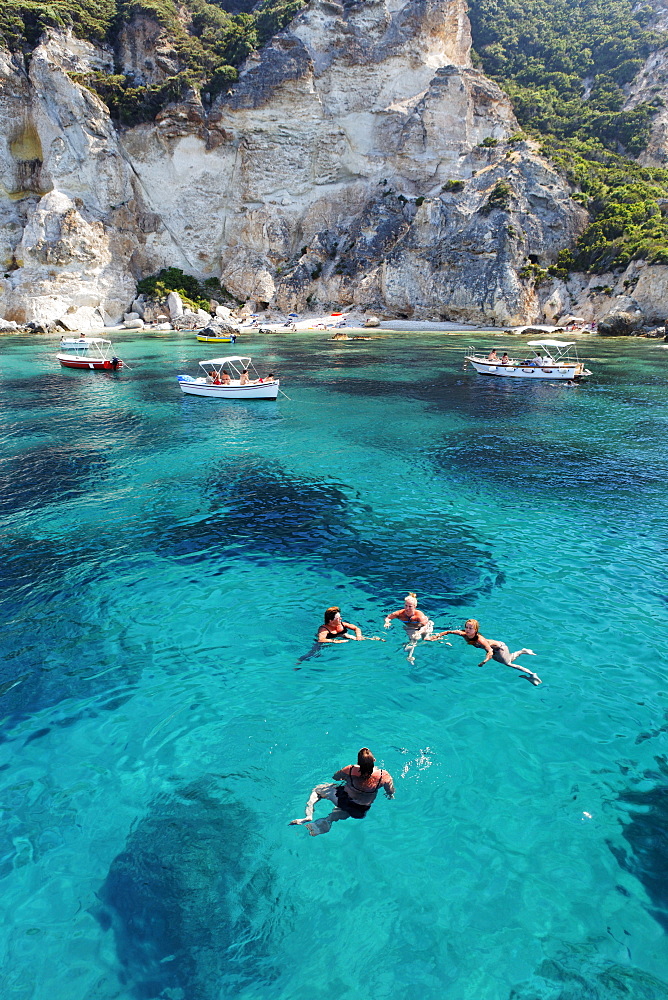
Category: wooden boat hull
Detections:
[
  {"x1": 177, "y1": 376, "x2": 279, "y2": 399},
  {"x1": 466, "y1": 358, "x2": 590, "y2": 379},
  {"x1": 57, "y1": 353, "x2": 123, "y2": 370}
]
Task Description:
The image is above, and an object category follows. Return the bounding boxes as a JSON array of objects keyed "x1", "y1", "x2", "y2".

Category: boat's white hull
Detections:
[
  {"x1": 467, "y1": 358, "x2": 590, "y2": 379},
  {"x1": 177, "y1": 376, "x2": 279, "y2": 399}
]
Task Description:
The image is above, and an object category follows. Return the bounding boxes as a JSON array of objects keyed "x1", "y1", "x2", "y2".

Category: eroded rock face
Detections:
[
  {"x1": 0, "y1": 2, "x2": 651, "y2": 327},
  {"x1": 0, "y1": 30, "x2": 184, "y2": 330},
  {"x1": 625, "y1": 2, "x2": 668, "y2": 168}
]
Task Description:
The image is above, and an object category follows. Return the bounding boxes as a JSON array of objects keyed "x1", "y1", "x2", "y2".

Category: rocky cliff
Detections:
[{"x1": 0, "y1": 0, "x2": 662, "y2": 329}]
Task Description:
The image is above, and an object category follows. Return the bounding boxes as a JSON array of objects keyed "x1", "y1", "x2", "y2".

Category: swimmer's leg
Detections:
[
  {"x1": 290, "y1": 783, "x2": 338, "y2": 825},
  {"x1": 296, "y1": 642, "x2": 321, "y2": 664},
  {"x1": 306, "y1": 807, "x2": 350, "y2": 837},
  {"x1": 494, "y1": 644, "x2": 541, "y2": 684}
]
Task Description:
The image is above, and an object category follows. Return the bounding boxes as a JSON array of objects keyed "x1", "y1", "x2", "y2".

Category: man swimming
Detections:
[{"x1": 290, "y1": 747, "x2": 395, "y2": 836}]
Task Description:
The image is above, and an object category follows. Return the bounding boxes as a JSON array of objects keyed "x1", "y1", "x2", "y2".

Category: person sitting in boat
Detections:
[
  {"x1": 429, "y1": 618, "x2": 541, "y2": 685},
  {"x1": 239, "y1": 369, "x2": 249, "y2": 385},
  {"x1": 317, "y1": 607, "x2": 363, "y2": 643},
  {"x1": 290, "y1": 747, "x2": 395, "y2": 837},
  {"x1": 258, "y1": 372, "x2": 276, "y2": 383},
  {"x1": 221, "y1": 370, "x2": 231, "y2": 384},
  {"x1": 487, "y1": 348, "x2": 499, "y2": 361},
  {"x1": 208, "y1": 371, "x2": 221, "y2": 384},
  {"x1": 533, "y1": 353, "x2": 544, "y2": 366},
  {"x1": 501, "y1": 352, "x2": 510, "y2": 364}
]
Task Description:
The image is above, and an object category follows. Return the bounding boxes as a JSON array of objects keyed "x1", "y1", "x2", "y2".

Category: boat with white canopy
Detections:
[
  {"x1": 57, "y1": 338, "x2": 124, "y2": 370},
  {"x1": 464, "y1": 339, "x2": 592, "y2": 380},
  {"x1": 176, "y1": 356, "x2": 280, "y2": 399}
]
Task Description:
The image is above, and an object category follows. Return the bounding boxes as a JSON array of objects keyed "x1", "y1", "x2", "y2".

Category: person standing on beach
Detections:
[{"x1": 290, "y1": 748, "x2": 395, "y2": 836}]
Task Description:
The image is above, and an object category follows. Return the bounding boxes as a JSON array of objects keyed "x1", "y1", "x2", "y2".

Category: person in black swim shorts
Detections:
[{"x1": 290, "y1": 747, "x2": 395, "y2": 836}]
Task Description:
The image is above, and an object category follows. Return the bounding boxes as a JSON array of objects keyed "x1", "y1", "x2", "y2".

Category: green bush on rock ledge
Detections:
[{"x1": 136, "y1": 268, "x2": 237, "y2": 312}]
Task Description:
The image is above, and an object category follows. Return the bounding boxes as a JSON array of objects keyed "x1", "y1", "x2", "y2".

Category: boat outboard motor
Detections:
[{"x1": 111, "y1": 357, "x2": 121, "y2": 370}]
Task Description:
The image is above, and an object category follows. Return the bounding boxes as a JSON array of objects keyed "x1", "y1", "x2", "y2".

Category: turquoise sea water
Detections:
[{"x1": 1, "y1": 329, "x2": 667, "y2": 1000}]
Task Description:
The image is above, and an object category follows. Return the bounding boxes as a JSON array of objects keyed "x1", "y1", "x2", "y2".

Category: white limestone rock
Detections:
[
  {"x1": 3, "y1": 6, "x2": 668, "y2": 326},
  {"x1": 167, "y1": 291, "x2": 184, "y2": 318}
]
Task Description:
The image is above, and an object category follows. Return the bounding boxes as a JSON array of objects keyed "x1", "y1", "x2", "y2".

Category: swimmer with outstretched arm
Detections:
[
  {"x1": 297, "y1": 606, "x2": 383, "y2": 664},
  {"x1": 430, "y1": 618, "x2": 541, "y2": 685},
  {"x1": 384, "y1": 592, "x2": 434, "y2": 663},
  {"x1": 290, "y1": 747, "x2": 394, "y2": 836}
]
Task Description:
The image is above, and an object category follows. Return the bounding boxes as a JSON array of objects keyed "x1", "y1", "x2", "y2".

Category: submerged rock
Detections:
[{"x1": 96, "y1": 780, "x2": 278, "y2": 999}]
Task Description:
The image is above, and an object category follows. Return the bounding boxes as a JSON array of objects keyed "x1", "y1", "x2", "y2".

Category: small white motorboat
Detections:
[
  {"x1": 57, "y1": 337, "x2": 124, "y2": 370},
  {"x1": 177, "y1": 355, "x2": 280, "y2": 399},
  {"x1": 465, "y1": 339, "x2": 592, "y2": 380}
]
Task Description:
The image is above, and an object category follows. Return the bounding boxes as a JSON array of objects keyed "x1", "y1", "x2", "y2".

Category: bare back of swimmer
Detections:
[
  {"x1": 431, "y1": 618, "x2": 541, "y2": 685},
  {"x1": 290, "y1": 747, "x2": 395, "y2": 836}
]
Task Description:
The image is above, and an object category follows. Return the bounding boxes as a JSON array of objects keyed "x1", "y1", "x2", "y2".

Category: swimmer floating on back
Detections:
[
  {"x1": 384, "y1": 592, "x2": 434, "y2": 664},
  {"x1": 430, "y1": 618, "x2": 541, "y2": 685},
  {"x1": 290, "y1": 746, "x2": 395, "y2": 836}
]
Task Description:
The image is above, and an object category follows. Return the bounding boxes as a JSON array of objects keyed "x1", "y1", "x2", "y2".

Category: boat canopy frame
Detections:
[{"x1": 198, "y1": 356, "x2": 257, "y2": 379}]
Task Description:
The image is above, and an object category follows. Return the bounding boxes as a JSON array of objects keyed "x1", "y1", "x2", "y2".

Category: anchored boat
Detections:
[
  {"x1": 465, "y1": 339, "x2": 592, "y2": 380},
  {"x1": 196, "y1": 331, "x2": 238, "y2": 344},
  {"x1": 177, "y1": 355, "x2": 280, "y2": 399},
  {"x1": 57, "y1": 338, "x2": 124, "y2": 370}
]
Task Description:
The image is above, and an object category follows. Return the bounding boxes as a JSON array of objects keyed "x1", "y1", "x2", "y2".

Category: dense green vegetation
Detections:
[
  {"x1": 467, "y1": 0, "x2": 668, "y2": 272},
  {"x1": 1, "y1": 0, "x2": 307, "y2": 123},
  {"x1": 136, "y1": 267, "x2": 236, "y2": 309}
]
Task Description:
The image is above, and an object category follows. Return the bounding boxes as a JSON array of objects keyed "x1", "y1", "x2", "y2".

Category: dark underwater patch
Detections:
[
  {"x1": 96, "y1": 780, "x2": 277, "y2": 999},
  {"x1": 0, "y1": 372, "x2": 86, "y2": 409},
  {"x1": 0, "y1": 535, "x2": 140, "y2": 732},
  {"x1": 0, "y1": 444, "x2": 108, "y2": 516},
  {"x1": 152, "y1": 458, "x2": 501, "y2": 607},
  {"x1": 431, "y1": 430, "x2": 667, "y2": 502},
  {"x1": 509, "y1": 947, "x2": 668, "y2": 1000},
  {"x1": 609, "y1": 759, "x2": 668, "y2": 933},
  {"x1": 319, "y1": 369, "x2": 538, "y2": 423}
]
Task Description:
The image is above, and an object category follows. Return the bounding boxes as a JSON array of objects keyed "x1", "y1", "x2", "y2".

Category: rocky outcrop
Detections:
[
  {"x1": 0, "y1": 1, "x2": 663, "y2": 328},
  {"x1": 624, "y1": 3, "x2": 668, "y2": 167},
  {"x1": 0, "y1": 31, "x2": 186, "y2": 330}
]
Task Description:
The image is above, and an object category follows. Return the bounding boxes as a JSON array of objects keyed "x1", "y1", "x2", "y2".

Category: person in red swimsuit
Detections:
[{"x1": 290, "y1": 747, "x2": 395, "y2": 836}]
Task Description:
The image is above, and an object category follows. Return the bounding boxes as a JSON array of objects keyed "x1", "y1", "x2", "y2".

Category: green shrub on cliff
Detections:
[
  {"x1": 467, "y1": 0, "x2": 668, "y2": 271},
  {"x1": 539, "y1": 137, "x2": 668, "y2": 272},
  {"x1": 1, "y1": 0, "x2": 306, "y2": 117},
  {"x1": 0, "y1": 0, "x2": 115, "y2": 48},
  {"x1": 137, "y1": 268, "x2": 238, "y2": 309},
  {"x1": 467, "y1": 0, "x2": 656, "y2": 154}
]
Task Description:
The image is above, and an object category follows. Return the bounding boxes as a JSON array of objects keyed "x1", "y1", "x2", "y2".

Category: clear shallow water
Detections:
[{"x1": 1, "y1": 330, "x2": 667, "y2": 1000}]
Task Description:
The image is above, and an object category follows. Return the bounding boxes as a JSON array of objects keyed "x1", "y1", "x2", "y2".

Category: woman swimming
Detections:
[
  {"x1": 297, "y1": 607, "x2": 382, "y2": 663},
  {"x1": 384, "y1": 592, "x2": 434, "y2": 663},
  {"x1": 290, "y1": 747, "x2": 395, "y2": 836},
  {"x1": 317, "y1": 607, "x2": 363, "y2": 643},
  {"x1": 431, "y1": 618, "x2": 541, "y2": 685}
]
